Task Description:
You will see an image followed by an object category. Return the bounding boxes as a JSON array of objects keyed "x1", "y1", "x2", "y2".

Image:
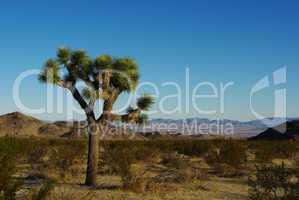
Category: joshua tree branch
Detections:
[
  {"x1": 101, "y1": 70, "x2": 112, "y2": 93},
  {"x1": 68, "y1": 85, "x2": 96, "y2": 121},
  {"x1": 57, "y1": 80, "x2": 100, "y2": 123},
  {"x1": 121, "y1": 109, "x2": 141, "y2": 123},
  {"x1": 87, "y1": 90, "x2": 98, "y2": 116}
]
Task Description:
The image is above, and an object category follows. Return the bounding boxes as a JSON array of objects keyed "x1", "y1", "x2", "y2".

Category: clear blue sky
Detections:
[{"x1": 0, "y1": 0, "x2": 298, "y2": 121}]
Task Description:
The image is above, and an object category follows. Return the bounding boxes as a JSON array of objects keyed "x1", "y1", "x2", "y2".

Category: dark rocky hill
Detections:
[{"x1": 249, "y1": 120, "x2": 299, "y2": 140}]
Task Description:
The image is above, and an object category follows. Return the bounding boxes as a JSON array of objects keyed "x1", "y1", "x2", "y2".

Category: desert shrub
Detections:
[
  {"x1": 0, "y1": 161, "x2": 23, "y2": 200},
  {"x1": 102, "y1": 141, "x2": 165, "y2": 192},
  {"x1": 29, "y1": 180, "x2": 55, "y2": 200},
  {"x1": 249, "y1": 162, "x2": 299, "y2": 200},
  {"x1": 0, "y1": 137, "x2": 23, "y2": 200},
  {"x1": 27, "y1": 145, "x2": 48, "y2": 170},
  {"x1": 122, "y1": 175, "x2": 148, "y2": 193},
  {"x1": 160, "y1": 152, "x2": 187, "y2": 169},
  {"x1": 48, "y1": 143, "x2": 85, "y2": 181},
  {"x1": 0, "y1": 180, "x2": 23, "y2": 200},
  {"x1": 204, "y1": 145, "x2": 220, "y2": 166},
  {"x1": 134, "y1": 145, "x2": 160, "y2": 163},
  {"x1": 159, "y1": 152, "x2": 208, "y2": 183},
  {"x1": 219, "y1": 140, "x2": 247, "y2": 169},
  {"x1": 254, "y1": 144, "x2": 276, "y2": 163},
  {"x1": 102, "y1": 142, "x2": 136, "y2": 189},
  {"x1": 253, "y1": 141, "x2": 299, "y2": 163},
  {"x1": 204, "y1": 140, "x2": 247, "y2": 176}
]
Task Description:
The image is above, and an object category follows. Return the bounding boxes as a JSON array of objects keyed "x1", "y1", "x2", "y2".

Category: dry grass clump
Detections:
[
  {"x1": 44, "y1": 186, "x2": 96, "y2": 200},
  {"x1": 159, "y1": 152, "x2": 208, "y2": 183},
  {"x1": 146, "y1": 180, "x2": 179, "y2": 195}
]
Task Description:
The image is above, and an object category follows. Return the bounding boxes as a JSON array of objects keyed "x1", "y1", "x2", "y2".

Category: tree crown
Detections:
[{"x1": 39, "y1": 47, "x2": 154, "y2": 124}]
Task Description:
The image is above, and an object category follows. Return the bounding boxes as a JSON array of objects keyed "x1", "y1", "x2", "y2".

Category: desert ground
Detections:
[{"x1": 0, "y1": 136, "x2": 298, "y2": 200}]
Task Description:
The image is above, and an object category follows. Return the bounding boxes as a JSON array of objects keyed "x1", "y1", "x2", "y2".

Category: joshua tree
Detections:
[{"x1": 38, "y1": 47, "x2": 154, "y2": 186}]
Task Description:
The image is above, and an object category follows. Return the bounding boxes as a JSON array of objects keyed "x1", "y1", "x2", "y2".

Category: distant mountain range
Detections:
[
  {"x1": 150, "y1": 117, "x2": 291, "y2": 127},
  {"x1": 150, "y1": 118, "x2": 292, "y2": 127},
  {"x1": 0, "y1": 112, "x2": 295, "y2": 139},
  {"x1": 142, "y1": 117, "x2": 293, "y2": 137}
]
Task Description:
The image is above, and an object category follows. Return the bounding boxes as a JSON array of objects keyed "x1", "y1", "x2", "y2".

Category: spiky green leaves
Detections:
[
  {"x1": 57, "y1": 48, "x2": 92, "y2": 82},
  {"x1": 123, "y1": 94, "x2": 154, "y2": 123},
  {"x1": 112, "y1": 58, "x2": 138, "y2": 72},
  {"x1": 57, "y1": 47, "x2": 70, "y2": 64},
  {"x1": 110, "y1": 58, "x2": 140, "y2": 92},
  {"x1": 38, "y1": 59, "x2": 61, "y2": 84},
  {"x1": 38, "y1": 48, "x2": 155, "y2": 124},
  {"x1": 70, "y1": 49, "x2": 88, "y2": 65},
  {"x1": 40, "y1": 47, "x2": 142, "y2": 93},
  {"x1": 95, "y1": 55, "x2": 112, "y2": 70},
  {"x1": 137, "y1": 94, "x2": 155, "y2": 111},
  {"x1": 65, "y1": 50, "x2": 92, "y2": 80}
]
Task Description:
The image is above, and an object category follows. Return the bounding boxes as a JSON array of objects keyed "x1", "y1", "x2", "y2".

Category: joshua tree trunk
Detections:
[
  {"x1": 84, "y1": 91, "x2": 117, "y2": 186},
  {"x1": 85, "y1": 119, "x2": 99, "y2": 186}
]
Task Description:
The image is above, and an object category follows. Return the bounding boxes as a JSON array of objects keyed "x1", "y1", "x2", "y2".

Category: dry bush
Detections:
[
  {"x1": 219, "y1": 140, "x2": 247, "y2": 168},
  {"x1": 0, "y1": 137, "x2": 23, "y2": 200},
  {"x1": 24, "y1": 180, "x2": 55, "y2": 200},
  {"x1": 204, "y1": 140, "x2": 247, "y2": 177},
  {"x1": 160, "y1": 152, "x2": 193, "y2": 183},
  {"x1": 23, "y1": 139, "x2": 86, "y2": 182},
  {"x1": 26, "y1": 145, "x2": 49, "y2": 179},
  {"x1": 48, "y1": 144, "x2": 84, "y2": 181},
  {"x1": 134, "y1": 145, "x2": 160, "y2": 163},
  {"x1": 102, "y1": 142, "x2": 170, "y2": 193},
  {"x1": 24, "y1": 181, "x2": 95, "y2": 200},
  {"x1": 160, "y1": 152, "x2": 188, "y2": 169},
  {"x1": 102, "y1": 143, "x2": 136, "y2": 189},
  {"x1": 44, "y1": 187, "x2": 96, "y2": 200},
  {"x1": 254, "y1": 141, "x2": 299, "y2": 164},
  {"x1": 151, "y1": 166, "x2": 207, "y2": 185},
  {"x1": 157, "y1": 155, "x2": 208, "y2": 185},
  {"x1": 122, "y1": 175, "x2": 148, "y2": 193},
  {"x1": 249, "y1": 162, "x2": 299, "y2": 200},
  {"x1": 179, "y1": 163, "x2": 209, "y2": 181}
]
